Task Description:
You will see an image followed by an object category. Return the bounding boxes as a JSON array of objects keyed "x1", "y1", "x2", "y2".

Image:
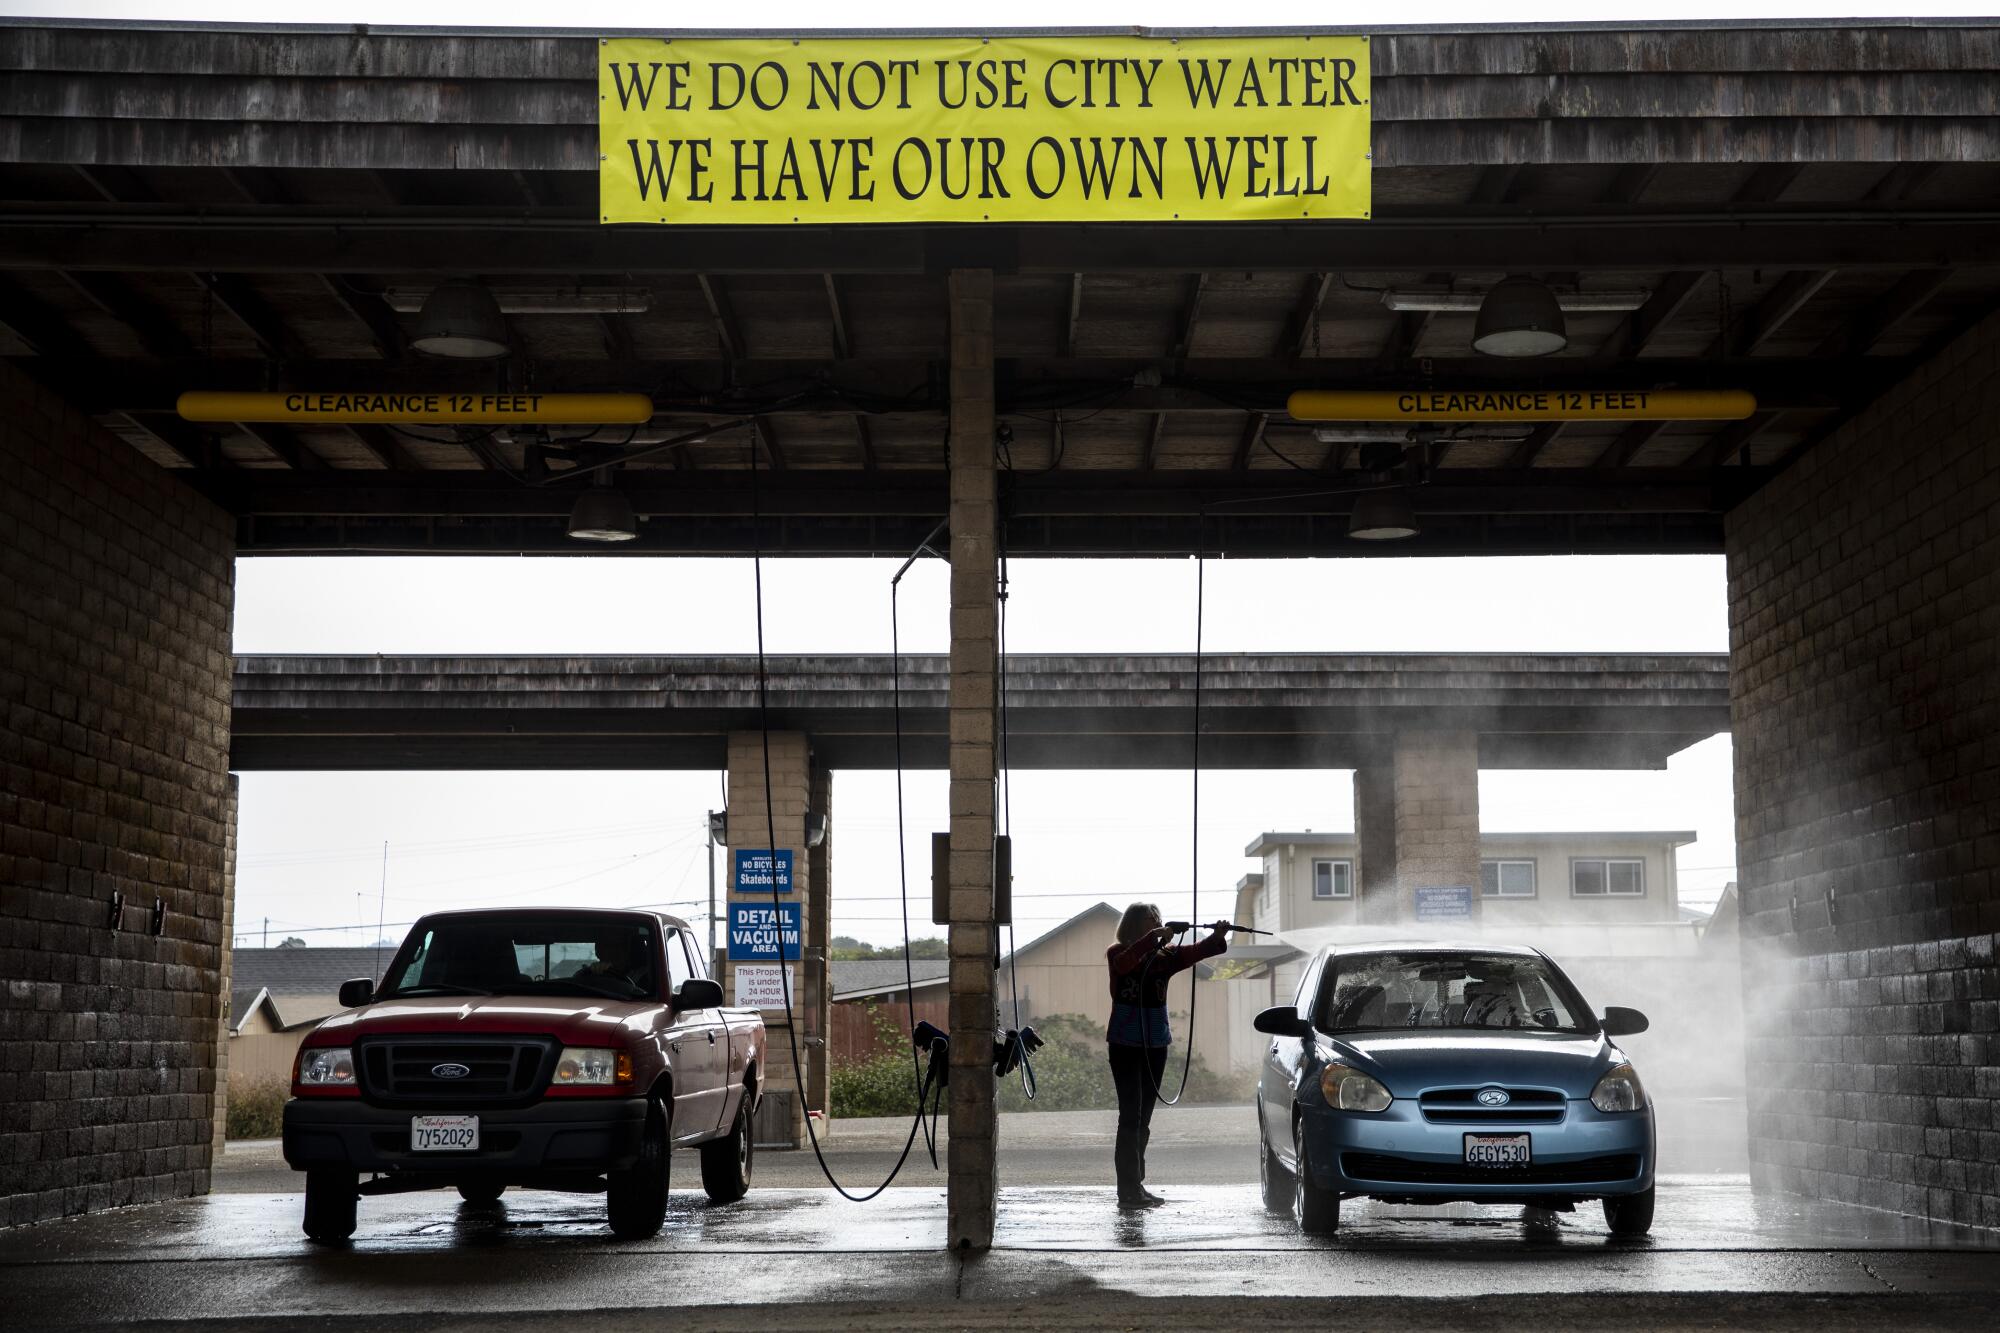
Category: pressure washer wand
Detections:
[{"x1": 1163, "y1": 921, "x2": 1272, "y2": 936}]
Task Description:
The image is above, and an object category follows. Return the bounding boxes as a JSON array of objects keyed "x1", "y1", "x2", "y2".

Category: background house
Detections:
[{"x1": 227, "y1": 946, "x2": 388, "y2": 1085}]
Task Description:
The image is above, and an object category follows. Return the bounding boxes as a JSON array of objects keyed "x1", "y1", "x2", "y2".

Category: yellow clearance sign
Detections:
[
  {"x1": 1288, "y1": 389, "x2": 1759, "y2": 423},
  {"x1": 177, "y1": 391, "x2": 654, "y2": 425},
  {"x1": 599, "y1": 35, "x2": 1371, "y2": 225}
]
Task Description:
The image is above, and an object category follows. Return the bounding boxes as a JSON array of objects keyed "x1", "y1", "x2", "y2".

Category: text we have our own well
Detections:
[{"x1": 598, "y1": 37, "x2": 1372, "y2": 224}]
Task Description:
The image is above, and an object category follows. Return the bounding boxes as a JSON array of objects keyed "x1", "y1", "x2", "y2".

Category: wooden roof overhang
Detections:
[{"x1": 2, "y1": 20, "x2": 1998, "y2": 556}]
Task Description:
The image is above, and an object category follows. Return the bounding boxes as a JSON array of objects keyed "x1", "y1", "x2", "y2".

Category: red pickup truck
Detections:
[{"x1": 282, "y1": 907, "x2": 765, "y2": 1242}]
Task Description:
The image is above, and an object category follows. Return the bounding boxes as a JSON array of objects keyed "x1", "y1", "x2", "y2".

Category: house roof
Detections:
[
  {"x1": 1244, "y1": 829, "x2": 1700, "y2": 856},
  {"x1": 232, "y1": 947, "x2": 391, "y2": 994},
  {"x1": 830, "y1": 959, "x2": 951, "y2": 1001}
]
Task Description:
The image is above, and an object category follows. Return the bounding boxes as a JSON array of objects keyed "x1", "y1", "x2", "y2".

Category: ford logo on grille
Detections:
[
  {"x1": 431, "y1": 1063, "x2": 471, "y2": 1080},
  {"x1": 1476, "y1": 1088, "x2": 1511, "y2": 1107}
]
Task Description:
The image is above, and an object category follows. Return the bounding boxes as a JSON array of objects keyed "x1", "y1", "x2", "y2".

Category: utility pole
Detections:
[
  {"x1": 706, "y1": 809, "x2": 721, "y2": 968},
  {"x1": 262, "y1": 917, "x2": 268, "y2": 948}
]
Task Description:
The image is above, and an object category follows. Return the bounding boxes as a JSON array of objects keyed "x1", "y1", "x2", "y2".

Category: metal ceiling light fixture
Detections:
[
  {"x1": 1348, "y1": 488, "x2": 1421, "y2": 541},
  {"x1": 410, "y1": 280, "x2": 511, "y2": 358},
  {"x1": 566, "y1": 482, "x2": 638, "y2": 543},
  {"x1": 1472, "y1": 276, "x2": 1568, "y2": 357}
]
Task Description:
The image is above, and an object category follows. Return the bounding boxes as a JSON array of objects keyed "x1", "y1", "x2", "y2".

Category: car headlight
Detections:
[
  {"x1": 297, "y1": 1046, "x2": 355, "y2": 1088},
  {"x1": 1320, "y1": 1062, "x2": 1392, "y2": 1112},
  {"x1": 552, "y1": 1046, "x2": 633, "y2": 1087},
  {"x1": 1590, "y1": 1062, "x2": 1647, "y2": 1113}
]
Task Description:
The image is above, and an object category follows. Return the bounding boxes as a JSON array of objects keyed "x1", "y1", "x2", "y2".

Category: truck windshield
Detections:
[
  {"x1": 1313, "y1": 952, "x2": 1592, "y2": 1034},
  {"x1": 380, "y1": 917, "x2": 658, "y2": 1001}
]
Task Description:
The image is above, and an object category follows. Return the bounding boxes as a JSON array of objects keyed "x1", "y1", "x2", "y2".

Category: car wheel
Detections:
[
  {"x1": 1258, "y1": 1108, "x2": 1294, "y2": 1214},
  {"x1": 699, "y1": 1096, "x2": 755, "y2": 1204},
  {"x1": 1292, "y1": 1123, "x2": 1340, "y2": 1234},
  {"x1": 302, "y1": 1167, "x2": 358, "y2": 1244},
  {"x1": 456, "y1": 1180, "x2": 505, "y2": 1205},
  {"x1": 1603, "y1": 1184, "x2": 1655, "y2": 1237},
  {"x1": 606, "y1": 1099, "x2": 672, "y2": 1240}
]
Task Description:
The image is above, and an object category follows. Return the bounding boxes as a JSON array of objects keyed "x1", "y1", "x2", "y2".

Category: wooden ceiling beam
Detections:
[
  {"x1": 1593, "y1": 420, "x2": 1669, "y2": 469},
  {"x1": 0, "y1": 273, "x2": 95, "y2": 359},
  {"x1": 1508, "y1": 421, "x2": 1567, "y2": 469},
  {"x1": 1169, "y1": 273, "x2": 1208, "y2": 361},
  {"x1": 1812, "y1": 268, "x2": 1950, "y2": 358},
  {"x1": 1866, "y1": 162, "x2": 1942, "y2": 203},
  {"x1": 347, "y1": 424, "x2": 422, "y2": 472},
  {"x1": 1142, "y1": 413, "x2": 1168, "y2": 470},
  {"x1": 236, "y1": 420, "x2": 324, "y2": 471},
  {"x1": 321, "y1": 275, "x2": 406, "y2": 359},
  {"x1": 1598, "y1": 269, "x2": 1705, "y2": 360},
  {"x1": 193, "y1": 271, "x2": 309, "y2": 361},
  {"x1": 1717, "y1": 269, "x2": 1836, "y2": 357},
  {"x1": 823, "y1": 274, "x2": 851, "y2": 358},
  {"x1": 1469, "y1": 164, "x2": 1525, "y2": 206},
  {"x1": 696, "y1": 274, "x2": 745, "y2": 362},
  {"x1": 1683, "y1": 410, "x2": 1782, "y2": 469},
  {"x1": 1280, "y1": 273, "x2": 1334, "y2": 358},
  {"x1": 1230, "y1": 412, "x2": 1268, "y2": 470},
  {"x1": 113, "y1": 411, "x2": 211, "y2": 469},
  {"x1": 1064, "y1": 273, "x2": 1084, "y2": 357},
  {"x1": 752, "y1": 416, "x2": 786, "y2": 470},
  {"x1": 64, "y1": 271, "x2": 197, "y2": 358}
]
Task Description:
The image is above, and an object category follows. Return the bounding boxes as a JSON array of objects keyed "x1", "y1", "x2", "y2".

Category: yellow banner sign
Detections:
[
  {"x1": 1287, "y1": 389, "x2": 1758, "y2": 423},
  {"x1": 177, "y1": 391, "x2": 654, "y2": 425},
  {"x1": 599, "y1": 35, "x2": 1371, "y2": 225}
]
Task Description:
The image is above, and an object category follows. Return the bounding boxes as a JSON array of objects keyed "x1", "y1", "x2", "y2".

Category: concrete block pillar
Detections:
[
  {"x1": 724, "y1": 729, "x2": 823, "y2": 1148},
  {"x1": 211, "y1": 775, "x2": 240, "y2": 1159},
  {"x1": 945, "y1": 267, "x2": 1000, "y2": 1252},
  {"x1": 806, "y1": 760, "x2": 833, "y2": 1128},
  {"x1": 1353, "y1": 732, "x2": 1482, "y2": 923}
]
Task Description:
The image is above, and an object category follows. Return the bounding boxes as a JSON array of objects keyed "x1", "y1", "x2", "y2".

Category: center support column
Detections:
[
  {"x1": 1355, "y1": 732, "x2": 1483, "y2": 924},
  {"x1": 945, "y1": 268, "x2": 1000, "y2": 1252}
]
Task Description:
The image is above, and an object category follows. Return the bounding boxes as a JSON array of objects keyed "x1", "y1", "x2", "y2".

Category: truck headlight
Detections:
[
  {"x1": 1320, "y1": 1062, "x2": 1392, "y2": 1112},
  {"x1": 553, "y1": 1047, "x2": 632, "y2": 1087},
  {"x1": 1590, "y1": 1062, "x2": 1647, "y2": 1113},
  {"x1": 297, "y1": 1046, "x2": 355, "y2": 1087}
]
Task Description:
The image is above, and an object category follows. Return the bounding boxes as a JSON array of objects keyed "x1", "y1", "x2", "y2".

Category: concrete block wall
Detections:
[
  {"x1": 1391, "y1": 731, "x2": 1483, "y2": 912},
  {"x1": 0, "y1": 362, "x2": 236, "y2": 1226},
  {"x1": 1725, "y1": 307, "x2": 2000, "y2": 1228},
  {"x1": 724, "y1": 730, "x2": 819, "y2": 1147},
  {"x1": 211, "y1": 777, "x2": 238, "y2": 1157}
]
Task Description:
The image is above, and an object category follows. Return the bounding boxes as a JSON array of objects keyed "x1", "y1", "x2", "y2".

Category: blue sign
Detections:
[
  {"x1": 1414, "y1": 886, "x2": 1474, "y2": 922},
  {"x1": 732, "y1": 848, "x2": 793, "y2": 895},
  {"x1": 728, "y1": 902, "x2": 802, "y2": 962}
]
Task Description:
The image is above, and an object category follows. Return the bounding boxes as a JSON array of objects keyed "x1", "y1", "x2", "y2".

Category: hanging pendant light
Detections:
[
  {"x1": 1472, "y1": 277, "x2": 1568, "y2": 358},
  {"x1": 1348, "y1": 488, "x2": 1420, "y2": 541},
  {"x1": 566, "y1": 484, "x2": 638, "y2": 542},
  {"x1": 411, "y1": 281, "x2": 511, "y2": 359}
]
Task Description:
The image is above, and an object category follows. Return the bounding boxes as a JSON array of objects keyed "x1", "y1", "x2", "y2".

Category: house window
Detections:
[
  {"x1": 1312, "y1": 858, "x2": 1353, "y2": 900},
  {"x1": 1572, "y1": 858, "x2": 1645, "y2": 897},
  {"x1": 1480, "y1": 859, "x2": 1537, "y2": 898}
]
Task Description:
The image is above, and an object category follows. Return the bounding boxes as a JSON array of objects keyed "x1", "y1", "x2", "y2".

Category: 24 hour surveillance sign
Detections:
[{"x1": 599, "y1": 35, "x2": 1371, "y2": 224}]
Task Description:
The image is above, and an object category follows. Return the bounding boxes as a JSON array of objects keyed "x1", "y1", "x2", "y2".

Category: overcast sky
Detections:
[
  {"x1": 4, "y1": 0, "x2": 1783, "y2": 954},
  {"x1": 232, "y1": 554, "x2": 1738, "y2": 955}
]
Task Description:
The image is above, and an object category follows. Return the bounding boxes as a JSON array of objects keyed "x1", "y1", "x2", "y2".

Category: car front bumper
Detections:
[
  {"x1": 1300, "y1": 1098, "x2": 1654, "y2": 1203},
  {"x1": 283, "y1": 1095, "x2": 649, "y2": 1178}
]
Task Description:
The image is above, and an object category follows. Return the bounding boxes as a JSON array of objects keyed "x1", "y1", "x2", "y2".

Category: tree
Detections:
[
  {"x1": 829, "y1": 935, "x2": 949, "y2": 961},
  {"x1": 277, "y1": 936, "x2": 306, "y2": 949}
]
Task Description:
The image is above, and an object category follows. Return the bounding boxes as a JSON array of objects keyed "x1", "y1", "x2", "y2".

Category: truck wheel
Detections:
[
  {"x1": 1258, "y1": 1111, "x2": 1294, "y2": 1214},
  {"x1": 606, "y1": 1100, "x2": 671, "y2": 1240},
  {"x1": 700, "y1": 1098, "x2": 754, "y2": 1203},
  {"x1": 1603, "y1": 1185, "x2": 1655, "y2": 1237},
  {"x1": 302, "y1": 1167, "x2": 358, "y2": 1244},
  {"x1": 1293, "y1": 1125, "x2": 1340, "y2": 1234},
  {"x1": 457, "y1": 1181, "x2": 505, "y2": 1205}
]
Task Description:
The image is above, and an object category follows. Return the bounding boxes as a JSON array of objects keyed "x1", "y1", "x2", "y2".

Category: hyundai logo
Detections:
[
  {"x1": 431, "y1": 1063, "x2": 471, "y2": 1080},
  {"x1": 1476, "y1": 1088, "x2": 1511, "y2": 1107}
]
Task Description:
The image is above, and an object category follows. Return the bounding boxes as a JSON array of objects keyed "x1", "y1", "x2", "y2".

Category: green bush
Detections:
[{"x1": 226, "y1": 1074, "x2": 287, "y2": 1140}]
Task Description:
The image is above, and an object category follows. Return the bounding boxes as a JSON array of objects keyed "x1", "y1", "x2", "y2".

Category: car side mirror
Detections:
[
  {"x1": 337, "y1": 978, "x2": 374, "y2": 1008},
  {"x1": 675, "y1": 978, "x2": 724, "y2": 1011},
  {"x1": 1600, "y1": 1006, "x2": 1649, "y2": 1037},
  {"x1": 1252, "y1": 1005, "x2": 1314, "y2": 1039}
]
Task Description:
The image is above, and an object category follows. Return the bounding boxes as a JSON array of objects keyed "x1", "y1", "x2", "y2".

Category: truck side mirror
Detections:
[
  {"x1": 1252, "y1": 1005, "x2": 1314, "y2": 1039},
  {"x1": 675, "y1": 978, "x2": 724, "y2": 1011},
  {"x1": 337, "y1": 977, "x2": 374, "y2": 1008},
  {"x1": 1600, "y1": 1006, "x2": 1649, "y2": 1037}
]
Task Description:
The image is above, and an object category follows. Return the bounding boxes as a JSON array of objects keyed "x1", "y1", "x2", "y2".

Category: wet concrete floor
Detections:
[{"x1": 4, "y1": 1177, "x2": 1997, "y2": 1328}]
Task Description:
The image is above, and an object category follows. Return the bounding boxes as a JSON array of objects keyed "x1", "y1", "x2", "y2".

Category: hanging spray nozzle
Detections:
[{"x1": 908, "y1": 1021, "x2": 1042, "y2": 1084}]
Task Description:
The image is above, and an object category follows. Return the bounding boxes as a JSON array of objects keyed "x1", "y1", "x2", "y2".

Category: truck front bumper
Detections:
[{"x1": 283, "y1": 1096, "x2": 649, "y2": 1177}]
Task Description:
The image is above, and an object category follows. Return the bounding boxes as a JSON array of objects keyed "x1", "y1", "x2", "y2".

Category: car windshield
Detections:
[
  {"x1": 1313, "y1": 951, "x2": 1591, "y2": 1034},
  {"x1": 379, "y1": 916, "x2": 658, "y2": 1001}
]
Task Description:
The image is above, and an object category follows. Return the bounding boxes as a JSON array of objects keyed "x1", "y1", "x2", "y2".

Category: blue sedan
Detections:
[{"x1": 1254, "y1": 941, "x2": 1655, "y2": 1235}]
